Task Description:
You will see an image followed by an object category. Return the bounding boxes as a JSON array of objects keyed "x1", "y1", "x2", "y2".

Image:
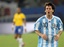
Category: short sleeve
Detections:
[
  {"x1": 34, "y1": 18, "x2": 41, "y2": 31},
  {"x1": 22, "y1": 13, "x2": 26, "y2": 19},
  {"x1": 57, "y1": 18, "x2": 63, "y2": 31}
]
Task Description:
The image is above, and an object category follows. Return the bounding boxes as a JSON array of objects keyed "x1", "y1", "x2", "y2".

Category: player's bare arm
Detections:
[
  {"x1": 35, "y1": 30, "x2": 48, "y2": 40},
  {"x1": 54, "y1": 31, "x2": 63, "y2": 41},
  {"x1": 13, "y1": 22, "x2": 15, "y2": 25},
  {"x1": 23, "y1": 18, "x2": 26, "y2": 26},
  {"x1": 12, "y1": 22, "x2": 15, "y2": 30},
  {"x1": 23, "y1": 18, "x2": 27, "y2": 32}
]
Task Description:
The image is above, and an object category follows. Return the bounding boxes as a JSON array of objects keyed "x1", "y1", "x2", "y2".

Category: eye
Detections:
[
  {"x1": 49, "y1": 8, "x2": 51, "y2": 10},
  {"x1": 46, "y1": 8, "x2": 48, "y2": 10}
]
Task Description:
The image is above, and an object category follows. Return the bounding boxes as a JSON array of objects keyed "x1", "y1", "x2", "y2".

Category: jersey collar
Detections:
[{"x1": 45, "y1": 15, "x2": 54, "y2": 21}]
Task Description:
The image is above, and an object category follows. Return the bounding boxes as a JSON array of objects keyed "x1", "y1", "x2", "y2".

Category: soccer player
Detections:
[
  {"x1": 12, "y1": 7, "x2": 26, "y2": 47},
  {"x1": 34, "y1": 2, "x2": 63, "y2": 47}
]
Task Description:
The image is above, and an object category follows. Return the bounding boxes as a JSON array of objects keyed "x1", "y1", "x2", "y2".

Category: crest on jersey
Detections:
[
  {"x1": 43, "y1": 22, "x2": 48, "y2": 27},
  {"x1": 52, "y1": 23, "x2": 57, "y2": 28}
]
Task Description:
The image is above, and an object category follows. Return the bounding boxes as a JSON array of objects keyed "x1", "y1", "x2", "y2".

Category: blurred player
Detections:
[
  {"x1": 34, "y1": 2, "x2": 63, "y2": 47},
  {"x1": 12, "y1": 7, "x2": 26, "y2": 47}
]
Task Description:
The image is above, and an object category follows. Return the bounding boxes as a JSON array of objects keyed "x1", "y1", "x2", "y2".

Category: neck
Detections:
[
  {"x1": 17, "y1": 12, "x2": 21, "y2": 14},
  {"x1": 46, "y1": 14, "x2": 53, "y2": 19}
]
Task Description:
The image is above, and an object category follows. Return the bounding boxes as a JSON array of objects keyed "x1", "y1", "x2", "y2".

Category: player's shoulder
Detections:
[
  {"x1": 38, "y1": 15, "x2": 46, "y2": 20},
  {"x1": 41, "y1": 15, "x2": 46, "y2": 18},
  {"x1": 20, "y1": 13, "x2": 25, "y2": 17},
  {"x1": 20, "y1": 13, "x2": 25, "y2": 15},
  {"x1": 13, "y1": 13, "x2": 17, "y2": 17},
  {"x1": 39, "y1": 15, "x2": 45, "y2": 19},
  {"x1": 36, "y1": 15, "x2": 45, "y2": 22},
  {"x1": 53, "y1": 15, "x2": 61, "y2": 20}
]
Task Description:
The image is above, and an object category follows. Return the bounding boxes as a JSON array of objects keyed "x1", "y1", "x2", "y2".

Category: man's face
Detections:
[
  {"x1": 17, "y1": 8, "x2": 21, "y2": 13},
  {"x1": 45, "y1": 6, "x2": 54, "y2": 15}
]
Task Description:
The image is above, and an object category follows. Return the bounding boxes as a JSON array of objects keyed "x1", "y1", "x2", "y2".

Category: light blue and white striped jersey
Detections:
[{"x1": 34, "y1": 15, "x2": 63, "y2": 47}]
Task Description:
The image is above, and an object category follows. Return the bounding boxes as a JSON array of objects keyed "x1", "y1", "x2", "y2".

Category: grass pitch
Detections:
[{"x1": 0, "y1": 32, "x2": 64, "y2": 47}]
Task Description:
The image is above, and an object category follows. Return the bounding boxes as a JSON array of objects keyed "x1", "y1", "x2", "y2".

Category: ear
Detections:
[{"x1": 52, "y1": 10, "x2": 54, "y2": 12}]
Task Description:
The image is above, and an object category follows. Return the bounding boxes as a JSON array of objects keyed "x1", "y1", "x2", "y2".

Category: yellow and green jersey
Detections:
[{"x1": 13, "y1": 13, "x2": 26, "y2": 26}]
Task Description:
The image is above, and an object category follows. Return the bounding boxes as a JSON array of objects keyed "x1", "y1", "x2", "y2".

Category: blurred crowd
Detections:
[
  {"x1": 0, "y1": 6, "x2": 10, "y2": 17},
  {"x1": 0, "y1": 0, "x2": 64, "y2": 23},
  {"x1": 0, "y1": 0, "x2": 64, "y2": 17},
  {"x1": 0, "y1": 0, "x2": 64, "y2": 7}
]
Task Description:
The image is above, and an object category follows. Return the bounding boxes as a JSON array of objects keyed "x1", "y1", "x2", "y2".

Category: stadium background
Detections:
[{"x1": 0, "y1": 0, "x2": 64, "y2": 47}]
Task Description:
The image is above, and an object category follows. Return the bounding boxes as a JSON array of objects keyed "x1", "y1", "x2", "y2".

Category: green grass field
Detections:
[{"x1": 0, "y1": 32, "x2": 64, "y2": 47}]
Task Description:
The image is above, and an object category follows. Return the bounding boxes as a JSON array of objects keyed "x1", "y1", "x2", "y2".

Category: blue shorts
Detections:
[{"x1": 15, "y1": 26, "x2": 23, "y2": 34}]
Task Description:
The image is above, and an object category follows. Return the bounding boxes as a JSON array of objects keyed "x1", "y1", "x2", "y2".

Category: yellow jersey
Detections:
[{"x1": 13, "y1": 13, "x2": 26, "y2": 26}]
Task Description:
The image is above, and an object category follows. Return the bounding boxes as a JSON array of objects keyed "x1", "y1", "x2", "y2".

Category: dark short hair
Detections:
[{"x1": 44, "y1": 2, "x2": 55, "y2": 11}]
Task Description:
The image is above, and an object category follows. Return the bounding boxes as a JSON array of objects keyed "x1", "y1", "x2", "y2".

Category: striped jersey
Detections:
[{"x1": 34, "y1": 15, "x2": 63, "y2": 47}]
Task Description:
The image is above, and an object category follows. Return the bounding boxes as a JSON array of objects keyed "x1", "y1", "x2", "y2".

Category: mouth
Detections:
[{"x1": 48, "y1": 12, "x2": 50, "y2": 14}]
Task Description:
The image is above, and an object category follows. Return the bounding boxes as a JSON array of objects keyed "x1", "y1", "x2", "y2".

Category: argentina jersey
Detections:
[{"x1": 34, "y1": 15, "x2": 63, "y2": 47}]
